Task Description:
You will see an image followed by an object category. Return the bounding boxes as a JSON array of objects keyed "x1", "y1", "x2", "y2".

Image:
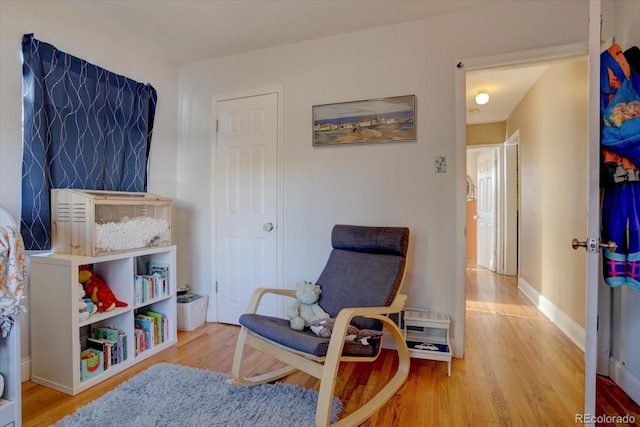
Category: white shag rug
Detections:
[{"x1": 52, "y1": 363, "x2": 342, "y2": 427}]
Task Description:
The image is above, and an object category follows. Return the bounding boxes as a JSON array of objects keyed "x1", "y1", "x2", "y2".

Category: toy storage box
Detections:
[
  {"x1": 51, "y1": 189, "x2": 172, "y2": 256},
  {"x1": 177, "y1": 294, "x2": 208, "y2": 331},
  {"x1": 80, "y1": 349, "x2": 104, "y2": 381}
]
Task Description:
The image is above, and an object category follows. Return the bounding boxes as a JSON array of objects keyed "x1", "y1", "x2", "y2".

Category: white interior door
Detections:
[
  {"x1": 585, "y1": 0, "x2": 603, "y2": 418},
  {"x1": 477, "y1": 149, "x2": 497, "y2": 271},
  {"x1": 216, "y1": 93, "x2": 278, "y2": 324}
]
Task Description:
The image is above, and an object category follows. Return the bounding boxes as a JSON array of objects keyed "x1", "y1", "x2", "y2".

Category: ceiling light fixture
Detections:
[{"x1": 475, "y1": 91, "x2": 490, "y2": 105}]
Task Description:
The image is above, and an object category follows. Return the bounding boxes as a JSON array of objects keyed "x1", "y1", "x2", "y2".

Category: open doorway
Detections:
[
  {"x1": 464, "y1": 56, "x2": 589, "y2": 334},
  {"x1": 460, "y1": 47, "x2": 593, "y2": 409},
  {"x1": 466, "y1": 134, "x2": 519, "y2": 275}
]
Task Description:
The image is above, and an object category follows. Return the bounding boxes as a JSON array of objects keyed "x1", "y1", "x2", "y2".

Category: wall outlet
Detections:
[{"x1": 435, "y1": 156, "x2": 446, "y2": 173}]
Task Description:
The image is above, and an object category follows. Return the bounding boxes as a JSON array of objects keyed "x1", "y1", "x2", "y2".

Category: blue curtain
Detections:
[{"x1": 21, "y1": 34, "x2": 157, "y2": 250}]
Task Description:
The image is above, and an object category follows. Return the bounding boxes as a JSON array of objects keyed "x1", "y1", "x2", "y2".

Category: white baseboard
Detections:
[
  {"x1": 518, "y1": 278, "x2": 585, "y2": 352},
  {"x1": 609, "y1": 357, "x2": 640, "y2": 405},
  {"x1": 22, "y1": 357, "x2": 31, "y2": 383}
]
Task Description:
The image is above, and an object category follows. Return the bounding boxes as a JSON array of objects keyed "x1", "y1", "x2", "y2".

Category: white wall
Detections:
[
  {"x1": 0, "y1": 1, "x2": 179, "y2": 375},
  {"x1": 177, "y1": 1, "x2": 590, "y2": 352}
]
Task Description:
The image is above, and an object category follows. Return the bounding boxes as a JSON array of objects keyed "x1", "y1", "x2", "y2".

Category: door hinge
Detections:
[
  {"x1": 216, "y1": 119, "x2": 219, "y2": 132},
  {"x1": 215, "y1": 281, "x2": 218, "y2": 293},
  {"x1": 597, "y1": 314, "x2": 599, "y2": 331}
]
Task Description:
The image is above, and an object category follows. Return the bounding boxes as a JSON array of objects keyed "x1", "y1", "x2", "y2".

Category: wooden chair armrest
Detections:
[
  {"x1": 245, "y1": 287, "x2": 297, "y2": 314},
  {"x1": 336, "y1": 293, "x2": 407, "y2": 320}
]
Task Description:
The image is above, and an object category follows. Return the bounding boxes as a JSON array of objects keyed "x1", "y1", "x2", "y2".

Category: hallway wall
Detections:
[{"x1": 506, "y1": 59, "x2": 588, "y2": 328}]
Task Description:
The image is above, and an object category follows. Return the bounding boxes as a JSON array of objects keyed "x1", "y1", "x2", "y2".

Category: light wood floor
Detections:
[{"x1": 22, "y1": 263, "x2": 640, "y2": 426}]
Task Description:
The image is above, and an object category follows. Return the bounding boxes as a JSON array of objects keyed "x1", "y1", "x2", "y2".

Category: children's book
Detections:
[
  {"x1": 146, "y1": 261, "x2": 169, "y2": 278},
  {"x1": 135, "y1": 317, "x2": 155, "y2": 349},
  {"x1": 145, "y1": 311, "x2": 166, "y2": 344},
  {"x1": 146, "y1": 262, "x2": 170, "y2": 296},
  {"x1": 93, "y1": 326, "x2": 119, "y2": 343}
]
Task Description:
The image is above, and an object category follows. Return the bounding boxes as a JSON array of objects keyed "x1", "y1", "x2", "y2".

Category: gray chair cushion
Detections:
[
  {"x1": 317, "y1": 226, "x2": 409, "y2": 330},
  {"x1": 240, "y1": 225, "x2": 409, "y2": 358},
  {"x1": 316, "y1": 250, "x2": 405, "y2": 330},
  {"x1": 331, "y1": 224, "x2": 409, "y2": 257},
  {"x1": 239, "y1": 314, "x2": 377, "y2": 357}
]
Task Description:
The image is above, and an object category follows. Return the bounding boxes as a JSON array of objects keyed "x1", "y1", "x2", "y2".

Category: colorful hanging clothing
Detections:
[
  {"x1": 602, "y1": 183, "x2": 640, "y2": 289},
  {"x1": 601, "y1": 44, "x2": 640, "y2": 289},
  {"x1": 600, "y1": 45, "x2": 640, "y2": 167}
]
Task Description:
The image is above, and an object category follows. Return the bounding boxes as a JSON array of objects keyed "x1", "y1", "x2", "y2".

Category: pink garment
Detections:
[{"x1": 0, "y1": 226, "x2": 27, "y2": 337}]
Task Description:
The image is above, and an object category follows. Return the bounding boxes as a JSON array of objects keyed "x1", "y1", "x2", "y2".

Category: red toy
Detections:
[{"x1": 79, "y1": 266, "x2": 127, "y2": 312}]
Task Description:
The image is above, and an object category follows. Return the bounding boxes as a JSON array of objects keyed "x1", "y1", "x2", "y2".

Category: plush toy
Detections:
[
  {"x1": 77, "y1": 283, "x2": 90, "y2": 322},
  {"x1": 310, "y1": 318, "x2": 385, "y2": 345},
  {"x1": 83, "y1": 297, "x2": 97, "y2": 317},
  {"x1": 286, "y1": 281, "x2": 330, "y2": 330},
  {"x1": 77, "y1": 282, "x2": 98, "y2": 321},
  {"x1": 79, "y1": 266, "x2": 127, "y2": 312}
]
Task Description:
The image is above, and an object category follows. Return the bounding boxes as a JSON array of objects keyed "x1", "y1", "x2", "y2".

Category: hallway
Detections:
[
  {"x1": 466, "y1": 261, "x2": 640, "y2": 426},
  {"x1": 465, "y1": 261, "x2": 584, "y2": 424}
]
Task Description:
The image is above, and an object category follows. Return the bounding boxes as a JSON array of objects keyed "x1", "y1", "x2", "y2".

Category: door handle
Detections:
[
  {"x1": 263, "y1": 222, "x2": 274, "y2": 232},
  {"x1": 571, "y1": 238, "x2": 617, "y2": 253}
]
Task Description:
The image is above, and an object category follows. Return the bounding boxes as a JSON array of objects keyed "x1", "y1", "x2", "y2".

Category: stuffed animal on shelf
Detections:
[
  {"x1": 77, "y1": 283, "x2": 90, "y2": 322},
  {"x1": 286, "y1": 281, "x2": 330, "y2": 330},
  {"x1": 82, "y1": 296, "x2": 97, "y2": 320},
  {"x1": 310, "y1": 317, "x2": 385, "y2": 345},
  {"x1": 79, "y1": 266, "x2": 127, "y2": 312}
]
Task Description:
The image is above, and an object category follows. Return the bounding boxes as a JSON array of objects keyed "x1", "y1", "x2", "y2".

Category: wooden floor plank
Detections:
[{"x1": 22, "y1": 263, "x2": 639, "y2": 426}]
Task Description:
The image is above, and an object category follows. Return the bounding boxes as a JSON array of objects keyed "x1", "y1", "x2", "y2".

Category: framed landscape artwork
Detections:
[{"x1": 313, "y1": 95, "x2": 416, "y2": 146}]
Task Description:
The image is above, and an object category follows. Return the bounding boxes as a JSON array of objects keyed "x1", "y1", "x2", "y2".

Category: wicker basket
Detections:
[{"x1": 177, "y1": 294, "x2": 208, "y2": 331}]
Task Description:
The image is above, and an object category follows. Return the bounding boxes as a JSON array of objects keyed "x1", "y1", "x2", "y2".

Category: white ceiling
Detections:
[
  {"x1": 69, "y1": 0, "x2": 493, "y2": 65},
  {"x1": 466, "y1": 65, "x2": 549, "y2": 125},
  {"x1": 67, "y1": 0, "x2": 545, "y2": 125}
]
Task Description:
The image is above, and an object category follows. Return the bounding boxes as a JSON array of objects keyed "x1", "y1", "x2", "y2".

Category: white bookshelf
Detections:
[
  {"x1": 29, "y1": 245, "x2": 177, "y2": 396},
  {"x1": 384, "y1": 308, "x2": 452, "y2": 376},
  {"x1": 403, "y1": 310, "x2": 452, "y2": 376},
  {"x1": 0, "y1": 319, "x2": 21, "y2": 427}
]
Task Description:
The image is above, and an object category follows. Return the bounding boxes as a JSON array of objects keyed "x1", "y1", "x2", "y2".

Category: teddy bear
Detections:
[
  {"x1": 310, "y1": 317, "x2": 385, "y2": 345},
  {"x1": 79, "y1": 266, "x2": 127, "y2": 312},
  {"x1": 286, "y1": 281, "x2": 330, "y2": 330}
]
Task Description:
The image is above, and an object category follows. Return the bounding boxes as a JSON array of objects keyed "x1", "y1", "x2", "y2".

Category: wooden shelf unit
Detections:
[{"x1": 29, "y1": 245, "x2": 177, "y2": 396}]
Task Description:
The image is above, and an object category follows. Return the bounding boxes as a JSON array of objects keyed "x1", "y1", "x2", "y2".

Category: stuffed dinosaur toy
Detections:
[
  {"x1": 79, "y1": 266, "x2": 127, "y2": 312},
  {"x1": 286, "y1": 281, "x2": 330, "y2": 330},
  {"x1": 310, "y1": 317, "x2": 385, "y2": 345}
]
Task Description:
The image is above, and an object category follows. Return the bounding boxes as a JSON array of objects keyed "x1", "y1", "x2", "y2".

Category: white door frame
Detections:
[
  {"x1": 467, "y1": 144, "x2": 502, "y2": 272},
  {"x1": 455, "y1": 40, "x2": 592, "y2": 412},
  {"x1": 208, "y1": 85, "x2": 285, "y2": 323},
  {"x1": 503, "y1": 130, "x2": 519, "y2": 277},
  {"x1": 467, "y1": 139, "x2": 518, "y2": 276}
]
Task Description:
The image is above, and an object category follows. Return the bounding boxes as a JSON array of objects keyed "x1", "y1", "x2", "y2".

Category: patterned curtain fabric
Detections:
[{"x1": 21, "y1": 34, "x2": 157, "y2": 250}]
